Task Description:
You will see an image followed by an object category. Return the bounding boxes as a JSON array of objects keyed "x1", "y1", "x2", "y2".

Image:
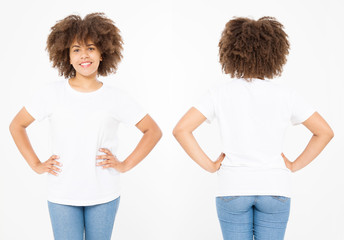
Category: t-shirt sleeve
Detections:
[
  {"x1": 24, "y1": 84, "x2": 54, "y2": 122},
  {"x1": 112, "y1": 90, "x2": 147, "y2": 126},
  {"x1": 193, "y1": 90, "x2": 216, "y2": 123},
  {"x1": 290, "y1": 90, "x2": 316, "y2": 125}
]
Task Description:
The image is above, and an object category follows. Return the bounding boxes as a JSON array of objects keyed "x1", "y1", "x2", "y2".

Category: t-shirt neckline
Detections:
[{"x1": 66, "y1": 79, "x2": 105, "y2": 95}]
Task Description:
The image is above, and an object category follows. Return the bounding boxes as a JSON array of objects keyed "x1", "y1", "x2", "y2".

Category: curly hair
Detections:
[
  {"x1": 219, "y1": 16, "x2": 289, "y2": 80},
  {"x1": 46, "y1": 12, "x2": 123, "y2": 78}
]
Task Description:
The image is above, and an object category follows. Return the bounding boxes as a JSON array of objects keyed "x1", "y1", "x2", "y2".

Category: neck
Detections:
[
  {"x1": 71, "y1": 72, "x2": 98, "y2": 84},
  {"x1": 69, "y1": 73, "x2": 102, "y2": 92}
]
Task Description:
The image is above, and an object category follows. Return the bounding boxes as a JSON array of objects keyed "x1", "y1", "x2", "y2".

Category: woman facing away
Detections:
[
  {"x1": 173, "y1": 16, "x2": 334, "y2": 240},
  {"x1": 9, "y1": 13, "x2": 162, "y2": 240}
]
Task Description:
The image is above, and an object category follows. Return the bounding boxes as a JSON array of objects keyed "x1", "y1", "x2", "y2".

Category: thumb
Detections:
[{"x1": 217, "y1": 152, "x2": 226, "y2": 162}]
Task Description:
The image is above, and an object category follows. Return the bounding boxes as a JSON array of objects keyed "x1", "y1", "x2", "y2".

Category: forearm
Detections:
[
  {"x1": 9, "y1": 125, "x2": 41, "y2": 169},
  {"x1": 292, "y1": 134, "x2": 333, "y2": 172},
  {"x1": 121, "y1": 128, "x2": 162, "y2": 172},
  {"x1": 174, "y1": 131, "x2": 216, "y2": 172}
]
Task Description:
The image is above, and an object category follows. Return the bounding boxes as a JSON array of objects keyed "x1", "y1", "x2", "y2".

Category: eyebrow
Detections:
[{"x1": 71, "y1": 44, "x2": 96, "y2": 48}]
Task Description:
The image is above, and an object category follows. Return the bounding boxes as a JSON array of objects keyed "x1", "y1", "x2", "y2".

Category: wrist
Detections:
[
  {"x1": 30, "y1": 160, "x2": 41, "y2": 170},
  {"x1": 207, "y1": 162, "x2": 217, "y2": 173},
  {"x1": 119, "y1": 160, "x2": 130, "y2": 173},
  {"x1": 290, "y1": 162, "x2": 297, "y2": 173}
]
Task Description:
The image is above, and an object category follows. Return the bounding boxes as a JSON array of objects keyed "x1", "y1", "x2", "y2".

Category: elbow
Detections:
[
  {"x1": 316, "y1": 129, "x2": 334, "y2": 142},
  {"x1": 172, "y1": 127, "x2": 180, "y2": 138},
  {"x1": 327, "y1": 129, "x2": 334, "y2": 141},
  {"x1": 172, "y1": 126, "x2": 186, "y2": 139},
  {"x1": 156, "y1": 127, "x2": 163, "y2": 141},
  {"x1": 150, "y1": 125, "x2": 162, "y2": 142},
  {"x1": 324, "y1": 126, "x2": 334, "y2": 141},
  {"x1": 9, "y1": 121, "x2": 16, "y2": 135},
  {"x1": 9, "y1": 121, "x2": 26, "y2": 136}
]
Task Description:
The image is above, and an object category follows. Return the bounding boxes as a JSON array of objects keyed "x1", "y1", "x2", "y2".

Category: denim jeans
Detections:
[
  {"x1": 48, "y1": 197, "x2": 120, "y2": 240},
  {"x1": 216, "y1": 195, "x2": 290, "y2": 240}
]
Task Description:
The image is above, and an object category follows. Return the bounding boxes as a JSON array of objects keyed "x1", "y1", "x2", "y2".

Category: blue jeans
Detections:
[
  {"x1": 48, "y1": 197, "x2": 120, "y2": 240},
  {"x1": 216, "y1": 196, "x2": 290, "y2": 240}
]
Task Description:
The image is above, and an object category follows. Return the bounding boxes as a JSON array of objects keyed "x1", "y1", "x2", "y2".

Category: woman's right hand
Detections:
[
  {"x1": 210, "y1": 152, "x2": 225, "y2": 173},
  {"x1": 32, "y1": 155, "x2": 62, "y2": 176}
]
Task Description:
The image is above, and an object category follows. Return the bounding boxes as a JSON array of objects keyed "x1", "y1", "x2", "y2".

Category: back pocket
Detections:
[
  {"x1": 272, "y1": 196, "x2": 290, "y2": 203},
  {"x1": 219, "y1": 196, "x2": 240, "y2": 202}
]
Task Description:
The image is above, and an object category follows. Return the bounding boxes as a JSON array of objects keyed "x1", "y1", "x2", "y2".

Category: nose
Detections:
[{"x1": 80, "y1": 49, "x2": 89, "y2": 59}]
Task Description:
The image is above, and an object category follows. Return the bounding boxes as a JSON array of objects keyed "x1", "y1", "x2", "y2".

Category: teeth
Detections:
[{"x1": 81, "y1": 62, "x2": 91, "y2": 66}]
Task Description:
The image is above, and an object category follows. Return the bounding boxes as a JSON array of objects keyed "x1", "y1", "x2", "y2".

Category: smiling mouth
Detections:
[{"x1": 80, "y1": 62, "x2": 92, "y2": 68}]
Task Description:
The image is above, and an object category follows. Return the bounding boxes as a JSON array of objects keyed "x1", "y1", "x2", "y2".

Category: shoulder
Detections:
[
  {"x1": 39, "y1": 80, "x2": 64, "y2": 90},
  {"x1": 103, "y1": 84, "x2": 127, "y2": 96},
  {"x1": 207, "y1": 78, "x2": 241, "y2": 97},
  {"x1": 256, "y1": 79, "x2": 295, "y2": 98},
  {"x1": 29, "y1": 80, "x2": 65, "y2": 96},
  {"x1": 101, "y1": 83, "x2": 136, "y2": 101}
]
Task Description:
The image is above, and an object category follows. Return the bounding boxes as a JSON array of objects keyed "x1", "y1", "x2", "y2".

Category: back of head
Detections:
[{"x1": 219, "y1": 16, "x2": 289, "y2": 80}]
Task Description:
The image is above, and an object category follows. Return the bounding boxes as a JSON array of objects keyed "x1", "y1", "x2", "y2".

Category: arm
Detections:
[
  {"x1": 97, "y1": 114, "x2": 162, "y2": 173},
  {"x1": 173, "y1": 107, "x2": 225, "y2": 173},
  {"x1": 282, "y1": 112, "x2": 334, "y2": 172},
  {"x1": 9, "y1": 107, "x2": 62, "y2": 175}
]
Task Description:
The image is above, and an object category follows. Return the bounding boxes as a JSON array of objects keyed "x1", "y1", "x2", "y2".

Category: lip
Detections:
[{"x1": 80, "y1": 61, "x2": 92, "y2": 68}]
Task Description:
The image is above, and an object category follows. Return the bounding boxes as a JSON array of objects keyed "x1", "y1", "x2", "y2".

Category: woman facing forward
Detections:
[
  {"x1": 173, "y1": 16, "x2": 333, "y2": 240},
  {"x1": 9, "y1": 13, "x2": 162, "y2": 240}
]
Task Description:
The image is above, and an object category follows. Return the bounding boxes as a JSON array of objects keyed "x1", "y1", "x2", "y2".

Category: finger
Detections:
[
  {"x1": 102, "y1": 164, "x2": 112, "y2": 169},
  {"x1": 99, "y1": 148, "x2": 113, "y2": 156},
  {"x1": 281, "y1": 153, "x2": 289, "y2": 161},
  {"x1": 96, "y1": 160, "x2": 109, "y2": 166},
  {"x1": 50, "y1": 155, "x2": 60, "y2": 160},
  {"x1": 96, "y1": 155, "x2": 110, "y2": 160},
  {"x1": 51, "y1": 166, "x2": 62, "y2": 172},
  {"x1": 217, "y1": 153, "x2": 226, "y2": 162},
  {"x1": 48, "y1": 169, "x2": 59, "y2": 176},
  {"x1": 51, "y1": 160, "x2": 63, "y2": 167}
]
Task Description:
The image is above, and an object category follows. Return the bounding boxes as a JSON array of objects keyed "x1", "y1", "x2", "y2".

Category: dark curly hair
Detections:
[
  {"x1": 46, "y1": 12, "x2": 123, "y2": 78},
  {"x1": 219, "y1": 16, "x2": 289, "y2": 80}
]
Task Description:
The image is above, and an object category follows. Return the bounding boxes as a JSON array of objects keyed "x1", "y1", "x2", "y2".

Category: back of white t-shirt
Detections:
[{"x1": 194, "y1": 78, "x2": 315, "y2": 197}]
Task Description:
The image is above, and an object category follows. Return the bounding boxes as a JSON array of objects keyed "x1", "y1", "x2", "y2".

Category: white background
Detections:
[{"x1": 1, "y1": 0, "x2": 343, "y2": 239}]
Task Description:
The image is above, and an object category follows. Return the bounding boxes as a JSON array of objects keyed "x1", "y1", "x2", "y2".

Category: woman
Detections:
[
  {"x1": 9, "y1": 13, "x2": 162, "y2": 240},
  {"x1": 173, "y1": 16, "x2": 333, "y2": 240}
]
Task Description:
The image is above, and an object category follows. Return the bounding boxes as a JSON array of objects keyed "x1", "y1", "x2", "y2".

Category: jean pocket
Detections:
[
  {"x1": 272, "y1": 196, "x2": 290, "y2": 203},
  {"x1": 219, "y1": 196, "x2": 240, "y2": 202}
]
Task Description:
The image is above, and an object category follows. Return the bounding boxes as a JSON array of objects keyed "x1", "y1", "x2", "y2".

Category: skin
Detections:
[
  {"x1": 9, "y1": 39, "x2": 162, "y2": 176},
  {"x1": 173, "y1": 107, "x2": 333, "y2": 173}
]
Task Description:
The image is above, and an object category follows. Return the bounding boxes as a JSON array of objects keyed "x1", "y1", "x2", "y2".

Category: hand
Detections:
[
  {"x1": 96, "y1": 148, "x2": 127, "y2": 173},
  {"x1": 210, "y1": 152, "x2": 225, "y2": 173},
  {"x1": 281, "y1": 153, "x2": 294, "y2": 172},
  {"x1": 32, "y1": 155, "x2": 62, "y2": 176}
]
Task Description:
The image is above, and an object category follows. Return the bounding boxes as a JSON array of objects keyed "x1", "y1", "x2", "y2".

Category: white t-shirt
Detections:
[
  {"x1": 25, "y1": 80, "x2": 147, "y2": 206},
  {"x1": 194, "y1": 78, "x2": 315, "y2": 198}
]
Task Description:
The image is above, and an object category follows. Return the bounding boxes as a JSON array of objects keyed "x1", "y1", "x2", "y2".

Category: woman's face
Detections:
[{"x1": 69, "y1": 39, "x2": 102, "y2": 78}]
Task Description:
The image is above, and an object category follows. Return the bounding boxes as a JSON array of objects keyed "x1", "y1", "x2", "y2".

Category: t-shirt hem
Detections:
[{"x1": 47, "y1": 192, "x2": 120, "y2": 206}]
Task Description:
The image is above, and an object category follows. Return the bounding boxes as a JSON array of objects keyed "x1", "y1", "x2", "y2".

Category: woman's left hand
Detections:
[
  {"x1": 96, "y1": 148, "x2": 127, "y2": 173},
  {"x1": 281, "y1": 153, "x2": 294, "y2": 173}
]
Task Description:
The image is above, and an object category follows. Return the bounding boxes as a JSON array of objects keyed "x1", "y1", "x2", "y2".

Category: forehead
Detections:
[{"x1": 70, "y1": 38, "x2": 95, "y2": 47}]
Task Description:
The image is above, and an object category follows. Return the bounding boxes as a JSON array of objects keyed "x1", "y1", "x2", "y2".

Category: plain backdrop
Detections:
[{"x1": 1, "y1": 0, "x2": 343, "y2": 239}]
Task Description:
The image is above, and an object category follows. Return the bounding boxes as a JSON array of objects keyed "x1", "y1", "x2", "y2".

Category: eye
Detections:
[
  {"x1": 73, "y1": 49, "x2": 79, "y2": 52},
  {"x1": 89, "y1": 47, "x2": 95, "y2": 51}
]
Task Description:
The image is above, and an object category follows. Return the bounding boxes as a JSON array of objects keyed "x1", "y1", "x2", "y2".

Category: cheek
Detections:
[{"x1": 69, "y1": 54, "x2": 75, "y2": 65}]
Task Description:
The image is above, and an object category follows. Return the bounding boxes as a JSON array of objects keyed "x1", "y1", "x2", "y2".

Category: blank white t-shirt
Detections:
[
  {"x1": 25, "y1": 80, "x2": 147, "y2": 206},
  {"x1": 194, "y1": 78, "x2": 315, "y2": 197}
]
